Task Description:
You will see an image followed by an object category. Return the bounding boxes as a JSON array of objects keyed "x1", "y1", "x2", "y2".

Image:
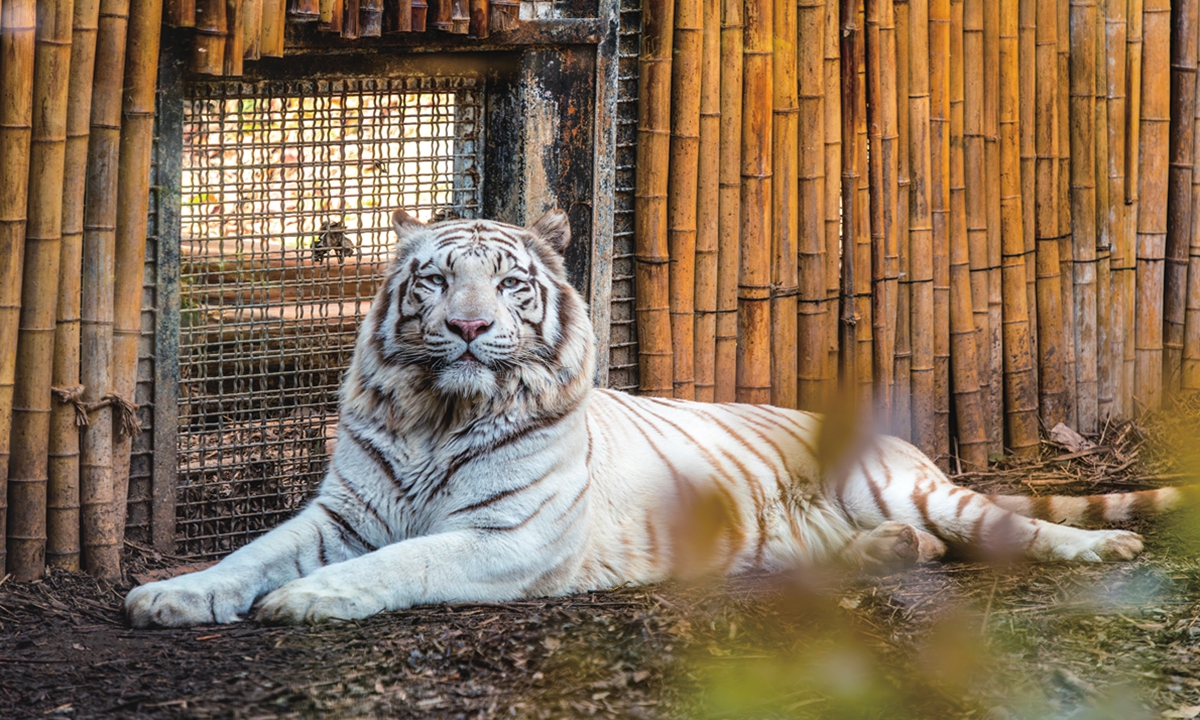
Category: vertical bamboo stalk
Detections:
[
  {"x1": 930, "y1": 0, "x2": 951, "y2": 464},
  {"x1": 1134, "y1": 0, "x2": 1170, "y2": 411},
  {"x1": 855, "y1": 0, "x2": 872, "y2": 408},
  {"x1": 1095, "y1": 0, "x2": 1114, "y2": 419},
  {"x1": 949, "y1": 0, "x2": 988, "y2": 468},
  {"x1": 467, "y1": 0, "x2": 486, "y2": 37},
  {"x1": 224, "y1": 0, "x2": 243, "y2": 76},
  {"x1": 290, "y1": 0, "x2": 319, "y2": 20},
  {"x1": 738, "y1": 0, "x2": 773, "y2": 405},
  {"x1": 0, "y1": 0, "x2": 37, "y2": 576},
  {"x1": 80, "y1": 0, "x2": 128, "y2": 580},
  {"x1": 999, "y1": 0, "x2": 1039, "y2": 455},
  {"x1": 1106, "y1": 0, "x2": 1129, "y2": 415},
  {"x1": 1165, "y1": 0, "x2": 1198, "y2": 397},
  {"x1": 1126, "y1": 0, "x2": 1143, "y2": 203},
  {"x1": 715, "y1": 0, "x2": 742, "y2": 401},
  {"x1": 982, "y1": 0, "x2": 1002, "y2": 456},
  {"x1": 694, "y1": 0, "x2": 720, "y2": 403},
  {"x1": 1185, "y1": 11, "x2": 1200, "y2": 391},
  {"x1": 893, "y1": 0, "x2": 912, "y2": 440},
  {"x1": 48, "y1": 0, "x2": 101, "y2": 572},
  {"x1": 635, "y1": 0, "x2": 674, "y2": 398},
  {"x1": 1036, "y1": 0, "x2": 1069, "y2": 426},
  {"x1": 166, "y1": 0, "x2": 195, "y2": 26},
  {"x1": 839, "y1": 0, "x2": 861, "y2": 396},
  {"x1": 260, "y1": 0, "x2": 287, "y2": 52},
  {"x1": 7, "y1": 0, "x2": 74, "y2": 581},
  {"x1": 668, "y1": 0, "x2": 701, "y2": 401},
  {"x1": 770, "y1": 0, "x2": 798, "y2": 408},
  {"x1": 320, "y1": 0, "x2": 342, "y2": 32},
  {"x1": 798, "y1": 0, "x2": 827, "y2": 411},
  {"x1": 244, "y1": 0, "x2": 262, "y2": 59},
  {"x1": 867, "y1": 0, "x2": 898, "y2": 420},
  {"x1": 824, "y1": 0, "x2": 842, "y2": 399},
  {"x1": 488, "y1": 0, "x2": 516, "y2": 32},
  {"x1": 908, "y1": 0, "x2": 936, "y2": 457},
  {"x1": 1057, "y1": 0, "x2": 1077, "y2": 428},
  {"x1": 431, "y1": 0, "x2": 451, "y2": 30},
  {"x1": 1020, "y1": 0, "x2": 1038, "y2": 390},
  {"x1": 410, "y1": 0, "x2": 425, "y2": 30},
  {"x1": 963, "y1": 0, "x2": 991, "y2": 452},
  {"x1": 111, "y1": 0, "x2": 161, "y2": 558},
  {"x1": 1071, "y1": 0, "x2": 1099, "y2": 432},
  {"x1": 192, "y1": 0, "x2": 225, "y2": 74}
]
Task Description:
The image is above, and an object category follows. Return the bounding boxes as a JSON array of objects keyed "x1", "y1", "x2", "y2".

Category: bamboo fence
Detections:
[{"x1": 629, "y1": 0, "x2": 1200, "y2": 469}]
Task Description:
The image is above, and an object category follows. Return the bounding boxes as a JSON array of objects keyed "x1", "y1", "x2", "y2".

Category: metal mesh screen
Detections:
[
  {"x1": 607, "y1": 0, "x2": 640, "y2": 392},
  {"x1": 176, "y1": 75, "x2": 483, "y2": 558}
]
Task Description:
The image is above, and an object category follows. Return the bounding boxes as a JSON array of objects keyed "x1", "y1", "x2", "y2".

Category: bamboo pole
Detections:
[
  {"x1": 468, "y1": 0, "x2": 486, "y2": 37},
  {"x1": 693, "y1": 0, "x2": 720, "y2": 403},
  {"x1": 1126, "y1": 0, "x2": 1142, "y2": 204},
  {"x1": 0, "y1": 0, "x2": 37, "y2": 576},
  {"x1": 48, "y1": 0, "x2": 101, "y2": 572},
  {"x1": 824, "y1": 0, "x2": 842, "y2": 400},
  {"x1": 738, "y1": 0, "x2": 772, "y2": 404},
  {"x1": 80, "y1": 0, "x2": 128, "y2": 579},
  {"x1": 866, "y1": 0, "x2": 898, "y2": 421},
  {"x1": 892, "y1": 0, "x2": 912, "y2": 440},
  {"x1": 1070, "y1": 0, "x2": 1099, "y2": 432},
  {"x1": 907, "y1": 0, "x2": 936, "y2": 458},
  {"x1": 855, "y1": 0, "x2": 872, "y2": 409},
  {"x1": 488, "y1": 0, "x2": 516, "y2": 33},
  {"x1": 797, "y1": 0, "x2": 827, "y2": 411},
  {"x1": 166, "y1": 0, "x2": 195, "y2": 26},
  {"x1": 1185, "y1": 10, "x2": 1200, "y2": 391},
  {"x1": 963, "y1": 0, "x2": 991, "y2": 452},
  {"x1": 111, "y1": 0, "x2": 161, "y2": 559},
  {"x1": 1019, "y1": 0, "x2": 1038, "y2": 393},
  {"x1": 432, "y1": 0, "x2": 450, "y2": 30},
  {"x1": 1105, "y1": 0, "x2": 1129, "y2": 414},
  {"x1": 1057, "y1": 0, "x2": 1077, "y2": 429},
  {"x1": 224, "y1": 0, "x2": 243, "y2": 76},
  {"x1": 668, "y1": 0, "x2": 702, "y2": 401},
  {"x1": 634, "y1": 0, "x2": 674, "y2": 398},
  {"x1": 411, "y1": 0, "x2": 425, "y2": 30},
  {"x1": 770, "y1": 0, "x2": 798, "y2": 408},
  {"x1": 260, "y1": 0, "x2": 287, "y2": 52},
  {"x1": 1036, "y1": 0, "x2": 1068, "y2": 427},
  {"x1": 7, "y1": 0, "x2": 75, "y2": 581},
  {"x1": 343, "y1": 0, "x2": 361, "y2": 37},
  {"x1": 1094, "y1": 0, "x2": 1113, "y2": 419},
  {"x1": 1164, "y1": 0, "x2": 1198, "y2": 397},
  {"x1": 948, "y1": 0, "x2": 987, "y2": 468},
  {"x1": 839, "y1": 0, "x2": 860, "y2": 397},
  {"x1": 999, "y1": 0, "x2": 1039, "y2": 455},
  {"x1": 192, "y1": 0, "x2": 225, "y2": 74},
  {"x1": 982, "y1": 0, "x2": 1002, "y2": 456},
  {"x1": 0, "y1": 0, "x2": 37, "y2": 578},
  {"x1": 715, "y1": 0, "x2": 742, "y2": 401},
  {"x1": 1134, "y1": 0, "x2": 1170, "y2": 411},
  {"x1": 244, "y1": 0, "x2": 262, "y2": 59},
  {"x1": 290, "y1": 0, "x2": 319, "y2": 21},
  {"x1": 930, "y1": 0, "x2": 951, "y2": 464},
  {"x1": 360, "y1": 0, "x2": 383, "y2": 35}
]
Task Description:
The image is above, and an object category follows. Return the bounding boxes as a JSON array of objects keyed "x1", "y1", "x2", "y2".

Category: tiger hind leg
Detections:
[{"x1": 835, "y1": 436, "x2": 1145, "y2": 563}]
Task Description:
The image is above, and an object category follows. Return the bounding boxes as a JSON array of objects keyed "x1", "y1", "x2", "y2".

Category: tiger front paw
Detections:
[
  {"x1": 125, "y1": 570, "x2": 257, "y2": 628},
  {"x1": 256, "y1": 573, "x2": 386, "y2": 624},
  {"x1": 1035, "y1": 527, "x2": 1144, "y2": 562}
]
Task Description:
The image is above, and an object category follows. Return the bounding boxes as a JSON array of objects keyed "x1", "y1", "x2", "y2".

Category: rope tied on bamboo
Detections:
[{"x1": 51, "y1": 385, "x2": 141, "y2": 437}]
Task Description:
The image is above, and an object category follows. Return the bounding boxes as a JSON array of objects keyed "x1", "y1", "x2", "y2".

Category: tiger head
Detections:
[{"x1": 354, "y1": 209, "x2": 595, "y2": 412}]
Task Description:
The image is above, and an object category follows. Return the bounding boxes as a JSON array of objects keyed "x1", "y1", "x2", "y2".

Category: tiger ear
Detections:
[
  {"x1": 392, "y1": 209, "x2": 425, "y2": 244},
  {"x1": 529, "y1": 209, "x2": 571, "y2": 254}
]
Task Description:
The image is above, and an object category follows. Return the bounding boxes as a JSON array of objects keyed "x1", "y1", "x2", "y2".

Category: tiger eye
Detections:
[{"x1": 500, "y1": 277, "x2": 520, "y2": 289}]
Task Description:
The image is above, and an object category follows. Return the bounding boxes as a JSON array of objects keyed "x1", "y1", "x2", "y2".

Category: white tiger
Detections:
[{"x1": 125, "y1": 209, "x2": 1183, "y2": 627}]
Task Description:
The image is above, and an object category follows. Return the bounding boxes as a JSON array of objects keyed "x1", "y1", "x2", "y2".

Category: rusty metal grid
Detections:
[
  {"x1": 176, "y1": 76, "x2": 483, "y2": 558},
  {"x1": 606, "y1": 0, "x2": 639, "y2": 393}
]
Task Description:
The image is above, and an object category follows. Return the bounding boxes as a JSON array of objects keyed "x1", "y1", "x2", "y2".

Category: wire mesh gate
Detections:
[{"x1": 174, "y1": 76, "x2": 484, "y2": 558}]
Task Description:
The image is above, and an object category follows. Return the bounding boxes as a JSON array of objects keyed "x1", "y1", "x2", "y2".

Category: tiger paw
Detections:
[
  {"x1": 1036, "y1": 527, "x2": 1144, "y2": 562},
  {"x1": 256, "y1": 574, "x2": 385, "y2": 624},
  {"x1": 845, "y1": 521, "x2": 948, "y2": 574},
  {"x1": 125, "y1": 570, "x2": 256, "y2": 628}
]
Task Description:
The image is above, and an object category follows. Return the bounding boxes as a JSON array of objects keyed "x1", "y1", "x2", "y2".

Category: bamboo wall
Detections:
[
  {"x1": 634, "y1": 0, "x2": 1197, "y2": 468},
  {"x1": 173, "y1": 0, "x2": 521, "y2": 75}
]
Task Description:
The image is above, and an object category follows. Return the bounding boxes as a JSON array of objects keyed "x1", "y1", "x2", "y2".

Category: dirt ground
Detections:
[{"x1": 4, "y1": 411, "x2": 1200, "y2": 719}]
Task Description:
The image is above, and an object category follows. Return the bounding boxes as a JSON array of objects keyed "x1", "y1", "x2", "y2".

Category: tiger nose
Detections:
[{"x1": 446, "y1": 318, "x2": 493, "y2": 343}]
